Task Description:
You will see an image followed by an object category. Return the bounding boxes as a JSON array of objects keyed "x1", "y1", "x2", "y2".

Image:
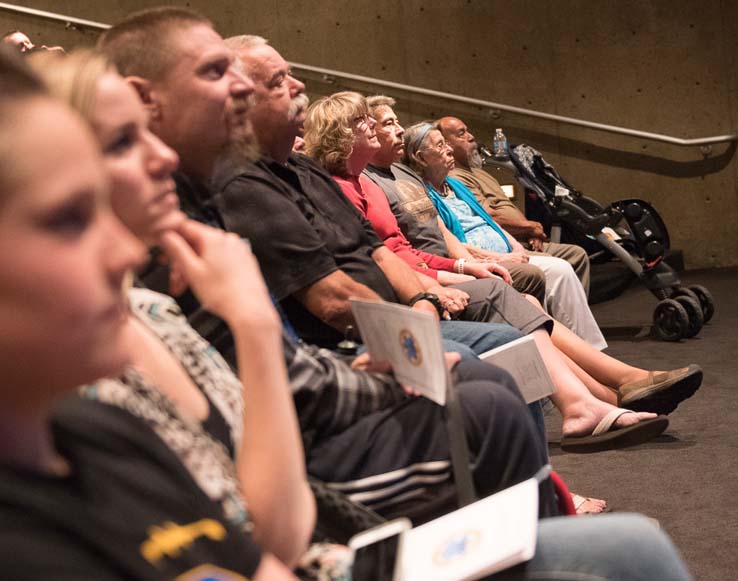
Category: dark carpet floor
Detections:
[{"x1": 544, "y1": 267, "x2": 738, "y2": 581}]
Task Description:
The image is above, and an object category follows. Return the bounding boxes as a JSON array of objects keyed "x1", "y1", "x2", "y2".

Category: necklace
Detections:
[{"x1": 439, "y1": 182, "x2": 453, "y2": 198}]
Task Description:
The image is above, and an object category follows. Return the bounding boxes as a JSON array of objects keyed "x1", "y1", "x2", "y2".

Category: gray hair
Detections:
[
  {"x1": 224, "y1": 34, "x2": 269, "y2": 52},
  {"x1": 366, "y1": 94, "x2": 396, "y2": 116},
  {"x1": 224, "y1": 35, "x2": 269, "y2": 75},
  {"x1": 402, "y1": 121, "x2": 435, "y2": 172}
]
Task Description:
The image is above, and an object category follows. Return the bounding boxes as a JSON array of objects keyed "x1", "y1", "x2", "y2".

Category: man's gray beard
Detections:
[
  {"x1": 469, "y1": 147, "x2": 484, "y2": 169},
  {"x1": 288, "y1": 93, "x2": 310, "y2": 121}
]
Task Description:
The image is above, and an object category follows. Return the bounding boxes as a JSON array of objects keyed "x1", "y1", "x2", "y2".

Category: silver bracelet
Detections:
[{"x1": 456, "y1": 258, "x2": 466, "y2": 275}]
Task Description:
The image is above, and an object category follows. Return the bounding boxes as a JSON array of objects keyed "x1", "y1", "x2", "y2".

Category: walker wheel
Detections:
[
  {"x1": 673, "y1": 295, "x2": 703, "y2": 338},
  {"x1": 670, "y1": 286, "x2": 700, "y2": 304},
  {"x1": 688, "y1": 285, "x2": 715, "y2": 323},
  {"x1": 653, "y1": 299, "x2": 689, "y2": 341}
]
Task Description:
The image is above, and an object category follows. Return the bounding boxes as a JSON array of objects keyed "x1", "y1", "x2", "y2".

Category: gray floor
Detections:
[{"x1": 544, "y1": 267, "x2": 738, "y2": 581}]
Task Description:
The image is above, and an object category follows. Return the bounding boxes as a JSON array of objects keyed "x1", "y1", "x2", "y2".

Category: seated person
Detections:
[
  {"x1": 0, "y1": 47, "x2": 695, "y2": 581},
  {"x1": 1, "y1": 29, "x2": 34, "y2": 52},
  {"x1": 1, "y1": 29, "x2": 64, "y2": 55},
  {"x1": 0, "y1": 46, "x2": 280, "y2": 580},
  {"x1": 300, "y1": 89, "x2": 705, "y2": 453},
  {"x1": 403, "y1": 120, "x2": 607, "y2": 349},
  {"x1": 364, "y1": 97, "x2": 605, "y2": 351},
  {"x1": 95, "y1": 9, "x2": 561, "y2": 536},
  {"x1": 31, "y1": 48, "x2": 320, "y2": 574},
  {"x1": 438, "y1": 115, "x2": 590, "y2": 291}
]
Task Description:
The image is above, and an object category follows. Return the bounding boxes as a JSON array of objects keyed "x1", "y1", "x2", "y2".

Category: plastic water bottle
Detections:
[{"x1": 492, "y1": 128, "x2": 508, "y2": 159}]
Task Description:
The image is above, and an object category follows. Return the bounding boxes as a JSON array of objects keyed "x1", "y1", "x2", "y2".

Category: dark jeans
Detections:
[{"x1": 307, "y1": 359, "x2": 559, "y2": 523}]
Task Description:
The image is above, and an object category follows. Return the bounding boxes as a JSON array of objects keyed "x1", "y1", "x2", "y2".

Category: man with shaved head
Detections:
[{"x1": 2, "y1": 30, "x2": 34, "y2": 52}]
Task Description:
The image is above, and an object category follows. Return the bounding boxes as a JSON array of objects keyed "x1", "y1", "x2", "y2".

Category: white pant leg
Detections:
[{"x1": 528, "y1": 255, "x2": 608, "y2": 350}]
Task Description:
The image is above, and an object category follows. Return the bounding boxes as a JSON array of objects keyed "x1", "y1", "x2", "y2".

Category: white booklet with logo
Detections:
[
  {"x1": 399, "y1": 477, "x2": 539, "y2": 581},
  {"x1": 350, "y1": 298, "x2": 447, "y2": 405},
  {"x1": 478, "y1": 335, "x2": 555, "y2": 404}
]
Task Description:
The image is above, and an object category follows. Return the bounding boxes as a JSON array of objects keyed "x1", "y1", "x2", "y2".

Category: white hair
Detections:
[
  {"x1": 224, "y1": 35, "x2": 270, "y2": 75},
  {"x1": 224, "y1": 34, "x2": 269, "y2": 52}
]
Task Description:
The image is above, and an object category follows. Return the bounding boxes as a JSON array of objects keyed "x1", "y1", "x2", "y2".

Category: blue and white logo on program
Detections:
[
  {"x1": 176, "y1": 565, "x2": 249, "y2": 581},
  {"x1": 433, "y1": 529, "x2": 481, "y2": 566},
  {"x1": 399, "y1": 328, "x2": 423, "y2": 366}
]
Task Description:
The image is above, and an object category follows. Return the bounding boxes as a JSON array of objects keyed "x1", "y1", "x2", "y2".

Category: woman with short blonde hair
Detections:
[{"x1": 303, "y1": 90, "x2": 370, "y2": 176}]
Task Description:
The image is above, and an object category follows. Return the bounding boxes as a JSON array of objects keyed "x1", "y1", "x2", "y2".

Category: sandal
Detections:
[
  {"x1": 560, "y1": 409, "x2": 669, "y2": 454},
  {"x1": 619, "y1": 364, "x2": 702, "y2": 415}
]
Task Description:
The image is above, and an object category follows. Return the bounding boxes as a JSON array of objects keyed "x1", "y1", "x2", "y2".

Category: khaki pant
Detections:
[
  {"x1": 501, "y1": 261, "x2": 546, "y2": 304},
  {"x1": 529, "y1": 241, "x2": 590, "y2": 296}
]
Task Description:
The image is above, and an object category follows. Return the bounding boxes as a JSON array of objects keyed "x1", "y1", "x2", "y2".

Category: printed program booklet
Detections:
[
  {"x1": 347, "y1": 477, "x2": 539, "y2": 581},
  {"x1": 478, "y1": 335, "x2": 555, "y2": 404},
  {"x1": 350, "y1": 298, "x2": 447, "y2": 405},
  {"x1": 400, "y1": 477, "x2": 539, "y2": 580}
]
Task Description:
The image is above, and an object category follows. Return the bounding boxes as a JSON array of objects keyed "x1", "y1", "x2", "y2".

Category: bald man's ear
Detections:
[{"x1": 126, "y1": 76, "x2": 162, "y2": 121}]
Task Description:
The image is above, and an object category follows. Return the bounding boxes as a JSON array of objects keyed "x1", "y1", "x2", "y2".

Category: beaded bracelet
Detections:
[{"x1": 456, "y1": 258, "x2": 466, "y2": 275}]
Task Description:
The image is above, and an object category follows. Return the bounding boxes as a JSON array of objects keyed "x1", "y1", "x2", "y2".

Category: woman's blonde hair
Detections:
[
  {"x1": 0, "y1": 47, "x2": 48, "y2": 198},
  {"x1": 303, "y1": 91, "x2": 368, "y2": 176},
  {"x1": 28, "y1": 48, "x2": 113, "y2": 123}
]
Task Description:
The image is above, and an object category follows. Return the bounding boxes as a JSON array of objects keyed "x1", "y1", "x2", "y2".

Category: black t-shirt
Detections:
[
  {"x1": 139, "y1": 173, "x2": 236, "y2": 365},
  {"x1": 0, "y1": 397, "x2": 261, "y2": 580},
  {"x1": 214, "y1": 154, "x2": 398, "y2": 348}
]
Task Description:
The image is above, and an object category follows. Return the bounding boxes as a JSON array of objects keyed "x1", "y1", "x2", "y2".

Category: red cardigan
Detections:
[{"x1": 333, "y1": 174, "x2": 456, "y2": 279}]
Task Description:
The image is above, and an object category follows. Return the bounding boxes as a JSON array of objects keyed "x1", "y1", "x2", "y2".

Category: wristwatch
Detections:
[{"x1": 408, "y1": 292, "x2": 444, "y2": 316}]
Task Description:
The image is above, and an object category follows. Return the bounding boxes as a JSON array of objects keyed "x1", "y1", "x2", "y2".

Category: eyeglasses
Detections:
[
  {"x1": 423, "y1": 138, "x2": 449, "y2": 153},
  {"x1": 353, "y1": 114, "x2": 374, "y2": 128}
]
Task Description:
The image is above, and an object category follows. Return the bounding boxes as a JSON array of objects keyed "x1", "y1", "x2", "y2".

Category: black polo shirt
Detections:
[{"x1": 214, "y1": 154, "x2": 398, "y2": 348}]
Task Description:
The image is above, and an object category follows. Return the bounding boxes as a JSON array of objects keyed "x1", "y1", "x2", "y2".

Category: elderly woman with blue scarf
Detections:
[{"x1": 403, "y1": 122, "x2": 608, "y2": 351}]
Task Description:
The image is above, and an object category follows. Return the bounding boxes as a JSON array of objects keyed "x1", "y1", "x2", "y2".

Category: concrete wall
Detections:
[{"x1": 3, "y1": 0, "x2": 737, "y2": 269}]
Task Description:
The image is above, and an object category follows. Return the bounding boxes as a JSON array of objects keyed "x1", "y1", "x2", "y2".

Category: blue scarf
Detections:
[{"x1": 426, "y1": 177, "x2": 512, "y2": 252}]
